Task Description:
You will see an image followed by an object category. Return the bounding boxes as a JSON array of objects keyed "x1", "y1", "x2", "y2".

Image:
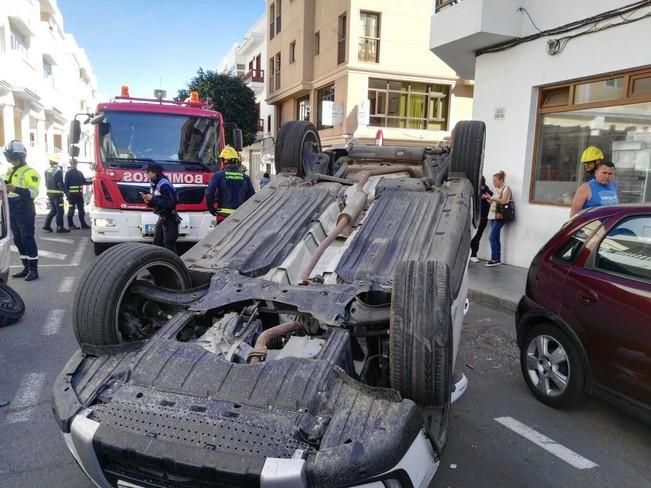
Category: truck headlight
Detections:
[{"x1": 94, "y1": 218, "x2": 116, "y2": 228}]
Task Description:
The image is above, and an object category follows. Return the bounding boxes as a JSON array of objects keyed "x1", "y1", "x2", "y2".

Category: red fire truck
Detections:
[{"x1": 69, "y1": 87, "x2": 240, "y2": 254}]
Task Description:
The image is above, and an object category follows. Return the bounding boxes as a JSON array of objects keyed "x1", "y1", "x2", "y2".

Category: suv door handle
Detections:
[{"x1": 578, "y1": 290, "x2": 598, "y2": 305}]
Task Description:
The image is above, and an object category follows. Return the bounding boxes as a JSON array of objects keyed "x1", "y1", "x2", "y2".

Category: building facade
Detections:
[
  {"x1": 219, "y1": 14, "x2": 276, "y2": 189},
  {"x1": 0, "y1": 0, "x2": 97, "y2": 209},
  {"x1": 431, "y1": 0, "x2": 651, "y2": 267},
  {"x1": 266, "y1": 0, "x2": 473, "y2": 148}
]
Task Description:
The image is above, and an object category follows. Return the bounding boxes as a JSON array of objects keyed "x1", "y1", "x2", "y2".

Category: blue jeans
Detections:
[{"x1": 489, "y1": 220, "x2": 504, "y2": 261}]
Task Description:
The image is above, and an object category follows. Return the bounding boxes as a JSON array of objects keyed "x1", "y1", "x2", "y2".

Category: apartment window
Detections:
[
  {"x1": 317, "y1": 84, "x2": 335, "y2": 130},
  {"x1": 10, "y1": 24, "x2": 29, "y2": 60},
  {"x1": 532, "y1": 67, "x2": 651, "y2": 205},
  {"x1": 276, "y1": 0, "x2": 282, "y2": 34},
  {"x1": 267, "y1": 115, "x2": 271, "y2": 133},
  {"x1": 359, "y1": 12, "x2": 380, "y2": 63},
  {"x1": 0, "y1": 27, "x2": 5, "y2": 54},
  {"x1": 337, "y1": 13, "x2": 347, "y2": 65},
  {"x1": 269, "y1": 3, "x2": 275, "y2": 39},
  {"x1": 43, "y1": 58, "x2": 53, "y2": 82},
  {"x1": 435, "y1": 0, "x2": 458, "y2": 12},
  {"x1": 236, "y1": 64, "x2": 245, "y2": 76},
  {"x1": 314, "y1": 32, "x2": 320, "y2": 55},
  {"x1": 297, "y1": 96, "x2": 310, "y2": 121},
  {"x1": 269, "y1": 57, "x2": 275, "y2": 92},
  {"x1": 274, "y1": 52, "x2": 281, "y2": 91},
  {"x1": 368, "y1": 79, "x2": 450, "y2": 130},
  {"x1": 289, "y1": 41, "x2": 296, "y2": 64}
]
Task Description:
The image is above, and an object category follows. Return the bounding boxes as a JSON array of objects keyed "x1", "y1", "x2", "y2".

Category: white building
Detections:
[
  {"x1": 219, "y1": 13, "x2": 276, "y2": 189},
  {"x1": 0, "y1": 0, "x2": 98, "y2": 208},
  {"x1": 431, "y1": 0, "x2": 651, "y2": 267}
]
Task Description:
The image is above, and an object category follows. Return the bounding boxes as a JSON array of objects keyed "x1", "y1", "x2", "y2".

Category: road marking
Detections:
[
  {"x1": 57, "y1": 277, "x2": 76, "y2": 293},
  {"x1": 5, "y1": 372, "x2": 47, "y2": 424},
  {"x1": 10, "y1": 246, "x2": 67, "y2": 261},
  {"x1": 40, "y1": 236, "x2": 75, "y2": 244},
  {"x1": 71, "y1": 238, "x2": 88, "y2": 266},
  {"x1": 42, "y1": 309, "x2": 66, "y2": 336},
  {"x1": 495, "y1": 417, "x2": 598, "y2": 470}
]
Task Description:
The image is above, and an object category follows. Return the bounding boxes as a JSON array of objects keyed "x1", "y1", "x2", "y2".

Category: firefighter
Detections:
[
  {"x1": 65, "y1": 158, "x2": 90, "y2": 229},
  {"x1": 580, "y1": 146, "x2": 604, "y2": 181},
  {"x1": 43, "y1": 153, "x2": 69, "y2": 233},
  {"x1": 206, "y1": 146, "x2": 255, "y2": 223},
  {"x1": 3, "y1": 140, "x2": 40, "y2": 281},
  {"x1": 141, "y1": 163, "x2": 180, "y2": 253}
]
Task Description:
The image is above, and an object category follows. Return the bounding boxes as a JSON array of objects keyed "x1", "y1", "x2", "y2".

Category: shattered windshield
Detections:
[{"x1": 98, "y1": 111, "x2": 220, "y2": 167}]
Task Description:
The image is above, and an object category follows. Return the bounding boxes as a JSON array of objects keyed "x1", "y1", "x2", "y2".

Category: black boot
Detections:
[
  {"x1": 12, "y1": 259, "x2": 29, "y2": 278},
  {"x1": 56, "y1": 227, "x2": 71, "y2": 233},
  {"x1": 42, "y1": 226, "x2": 53, "y2": 232},
  {"x1": 25, "y1": 260, "x2": 38, "y2": 281}
]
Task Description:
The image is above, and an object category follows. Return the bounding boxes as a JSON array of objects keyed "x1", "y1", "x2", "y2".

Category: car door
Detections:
[{"x1": 563, "y1": 214, "x2": 651, "y2": 405}]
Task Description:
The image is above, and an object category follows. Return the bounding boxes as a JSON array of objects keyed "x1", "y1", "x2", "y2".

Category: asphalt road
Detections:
[{"x1": 0, "y1": 222, "x2": 649, "y2": 487}]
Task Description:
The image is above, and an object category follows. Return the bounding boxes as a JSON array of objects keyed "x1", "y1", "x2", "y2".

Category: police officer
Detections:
[
  {"x1": 65, "y1": 158, "x2": 90, "y2": 229},
  {"x1": 43, "y1": 153, "x2": 69, "y2": 233},
  {"x1": 206, "y1": 146, "x2": 255, "y2": 223},
  {"x1": 3, "y1": 140, "x2": 40, "y2": 281},
  {"x1": 141, "y1": 163, "x2": 180, "y2": 253}
]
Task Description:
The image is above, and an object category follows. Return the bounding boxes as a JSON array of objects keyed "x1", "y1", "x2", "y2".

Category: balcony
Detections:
[
  {"x1": 430, "y1": 0, "x2": 521, "y2": 79},
  {"x1": 243, "y1": 69, "x2": 264, "y2": 84}
]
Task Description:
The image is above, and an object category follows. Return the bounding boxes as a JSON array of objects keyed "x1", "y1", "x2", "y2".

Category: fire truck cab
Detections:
[{"x1": 69, "y1": 88, "x2": 238, "y2": 254}]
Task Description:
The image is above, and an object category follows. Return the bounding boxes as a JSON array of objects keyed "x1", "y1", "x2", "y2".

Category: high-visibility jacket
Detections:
[
  {"x1": 64, "y1": 168, "x2": 87, "y2": 194},
  {"x1": 5, "y1": 163, "x2": 40, "y2": 204},
  {"x1": 205, "y1": 164, "x2": 255, "y2": 213},
  {"x1": 45, "y1": 166, "x2": 65, "y2": 194}
]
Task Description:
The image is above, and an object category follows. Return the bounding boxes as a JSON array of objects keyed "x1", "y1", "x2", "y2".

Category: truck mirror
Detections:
[
  {"x1": 69, "y1": 145, "x2": 80, "y2": 158},
  {"x1": 232, "y1": 128, "x2": 243, "y2": 151},
  {"x1": 70, "y1": 120, "x2": 81, "y2": 144}
]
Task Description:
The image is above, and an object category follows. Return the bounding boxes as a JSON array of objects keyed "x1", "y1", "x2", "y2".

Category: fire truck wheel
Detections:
[
  {"x1": 390, "y1": 260, "x2": 452, "y2": 454},
  {"x1": 274, "y1": 121, "x2": 328, "y2": 177},
  {"x1": 0, "y1": 283, "x2": 25, "y2": 327},
  {"x1": 73, "y1": 243, "x2": 191, "y2": 346},
  {"x1": 449, "y1": 121, "x2": 485, "y2": 227}
]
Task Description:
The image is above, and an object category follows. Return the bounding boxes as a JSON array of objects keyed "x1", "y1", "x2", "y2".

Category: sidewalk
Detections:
[{"x1": 467, "y1": 261, "x2": 528, "y2": 313}]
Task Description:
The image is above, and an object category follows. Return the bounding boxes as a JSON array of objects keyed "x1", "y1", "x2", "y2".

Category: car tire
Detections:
[
  {"x1": 390, "y1": 260, "x2": 452, "y2": 452},
  {"x1": 93, "y1": 242, "x2": 112, "y2": 255},
  {"x1": 449, "y1": 120, "x2": 485, "y2": 227},
  {"x1": 274, "y1": 121, "x2": 326, "y2": 177},
  {"x1": 0, "y1": 283, "x2": 25, "y2": 327},
  {"x1": 73, "y1": 243, "x2": 192, "y2": 346},
  {"x1": 520, "y1": 323, "x2": 586, "y2": 409}
]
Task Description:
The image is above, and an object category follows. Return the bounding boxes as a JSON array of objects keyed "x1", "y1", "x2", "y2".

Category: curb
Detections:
[{"x1": 467, "y1": 288, "x2": 519, "y2": 313}]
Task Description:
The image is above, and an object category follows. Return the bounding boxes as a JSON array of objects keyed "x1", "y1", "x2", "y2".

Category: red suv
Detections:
[{"x1": 516, "y1": 204, "x2": 651, "y2": 415}]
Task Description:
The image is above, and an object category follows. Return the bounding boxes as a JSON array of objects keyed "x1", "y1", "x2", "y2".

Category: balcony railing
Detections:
[
  {"x1": 243, "y1": 69, "x2": 264, "y2": 83},
  {"x1": 435, "y1": 0, "x2": 459, "y2": 12}
]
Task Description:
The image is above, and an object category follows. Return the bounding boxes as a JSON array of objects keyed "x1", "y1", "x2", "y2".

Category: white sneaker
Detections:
[{"x1": 470, "y1": 257, "x2": 480, "y2": 263}]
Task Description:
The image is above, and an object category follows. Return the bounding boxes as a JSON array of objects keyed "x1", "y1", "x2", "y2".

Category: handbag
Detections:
[{"x1": 496, "y1": 201, "x2": 515, "y2": 222}]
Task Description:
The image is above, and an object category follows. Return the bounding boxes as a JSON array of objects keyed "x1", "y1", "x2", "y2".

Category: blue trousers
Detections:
[
  {"x1": 10, "y1": 202, "x2": 38, "y2": 259},
  {"x1": 489, "y1": 220, "x2": 505, "y2": 261}
]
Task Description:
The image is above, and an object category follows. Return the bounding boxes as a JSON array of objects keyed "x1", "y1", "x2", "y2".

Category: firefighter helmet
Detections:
[
  {"x1": 581, "y1": 146, "x2": 604, "y2": 164},
  {"x1": 219, "y1": 146, "x2": 240, "y2": 161}
]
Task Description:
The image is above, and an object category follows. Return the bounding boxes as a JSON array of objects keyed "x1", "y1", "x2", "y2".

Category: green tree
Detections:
[{"x1": 177, "y1": 69, "x2": 258, "y2": 147}]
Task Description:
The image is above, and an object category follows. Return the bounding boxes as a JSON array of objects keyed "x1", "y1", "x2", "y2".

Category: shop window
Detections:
[
  {"x1": 297, "y1": 96, "x2": 310, "y2": 121},
  {"x1": 368, "y1": 79, "x2": 449, "y2": 131},
  {"x1": 338, "y1": 13, "x2": 347, "y2": 65},
  {"x1": 359, "y1": 12, "x2": 380, "y2": 63},
  {"x1": 532, "y1": 67, "x2": 651, "y2": 206},
  {"x1": 317, "y1": 84, "x2": 335, "y2": 130}
]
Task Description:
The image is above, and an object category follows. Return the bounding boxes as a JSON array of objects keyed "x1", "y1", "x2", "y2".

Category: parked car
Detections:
[
  {"x1": 0, "y1": 179, "x2": 26, "y2": 327},
  {"x1": 516, "y1": 204, "x2": 651, "y2": 417}
]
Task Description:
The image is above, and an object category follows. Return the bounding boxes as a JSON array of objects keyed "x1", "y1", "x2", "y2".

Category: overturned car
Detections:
[{"x1": 52, "y1": 120, "x2": 484, "y2": 488}]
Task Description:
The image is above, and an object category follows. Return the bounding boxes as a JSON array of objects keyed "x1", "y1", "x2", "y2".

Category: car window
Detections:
[
  {"x1": 595, "y1": 216, "x2": 651, "y2": 282},
  {"x1": 554, "y1": 220, "x2": 602, "y2": 263}
]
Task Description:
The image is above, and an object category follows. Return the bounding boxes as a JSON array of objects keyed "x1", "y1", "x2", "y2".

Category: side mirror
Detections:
[
  {"x1": 232, "y1": 128, "x2": 243, "y2": 151},
  {"x1": 69, "y1": 120, "x2": 81, "y2": 144},
  {"x1": 69, "y1": 145, "x2": 80, "y2": 158}
]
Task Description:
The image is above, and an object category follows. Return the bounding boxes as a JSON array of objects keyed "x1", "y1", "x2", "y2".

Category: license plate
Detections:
[{"x1": 143, "y1": 223, "x2": 155, "y2": 235}]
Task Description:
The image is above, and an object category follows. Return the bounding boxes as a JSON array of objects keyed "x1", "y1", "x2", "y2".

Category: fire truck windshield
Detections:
[{"x1": 98, "y1": 111, "x2": 219, "y2": 169}]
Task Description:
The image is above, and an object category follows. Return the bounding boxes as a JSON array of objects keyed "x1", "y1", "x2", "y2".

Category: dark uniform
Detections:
[
  {"x1": 147, "y1": 174, "x2": 180, "y2": 252},
  {"x1": 206, "y1": 164, "x2": 255, "y2": 222},
  {"x1": 65, "y1": 164, "x2": 90, "y2": 228},
  {"x1": 43, "y1": 162, "x2": 67, "y2": 232}
]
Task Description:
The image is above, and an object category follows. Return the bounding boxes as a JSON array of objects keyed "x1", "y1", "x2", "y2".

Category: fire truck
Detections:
[{"x1": 69, "y1": 87, "x2": 241, "y2": 254}]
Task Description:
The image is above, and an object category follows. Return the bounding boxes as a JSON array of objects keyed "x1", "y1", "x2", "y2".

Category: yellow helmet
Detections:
[
  {"x1": 48, "y1": 153, "x2": 60, "y2": 163},
  {"x1": 581, "y1": 146, "x2": 604, "y2": 164},
  {"x1": 219, "y1": 146, "x2": 240, "y2": 161}
]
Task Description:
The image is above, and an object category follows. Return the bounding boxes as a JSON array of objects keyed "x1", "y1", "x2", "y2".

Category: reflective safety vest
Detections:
[
  {"x1": 45, "y1": 166, "x2": 63, "y2": 194},
  {"x1": 5, "y1": 163, "x2": 40, "y2": 200},
  {"x1": 224, "y1": 171, "x2": 244, "y2": 181}
]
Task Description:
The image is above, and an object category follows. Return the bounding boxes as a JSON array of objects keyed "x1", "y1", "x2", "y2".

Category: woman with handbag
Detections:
[{"x1": 485, "y1": 170, "x2": 513, "y2": 267}]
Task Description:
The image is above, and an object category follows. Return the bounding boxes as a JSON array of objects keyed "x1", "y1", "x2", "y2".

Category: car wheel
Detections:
[
  {"x1": 73, "y1": 243, "x2": 192, "y2": 346},
  {"x1": 0, "y1": 283, "x2": 25, "y2": 327},
  {"x1": 274, "y1": 121, "x2": 328, "y2": 177},
  {"x1": 450, "y1": 120, "x2": 485, "y2": 227},
  {"x1": 520, "y1": 323, "x2": 586, "y2": 409},
  {"x1": 390, "y1": 260, "x2": 452, "y2": 452},
  {"x1": 93, "y1": 242, "x2": 112, "y2": 255}
]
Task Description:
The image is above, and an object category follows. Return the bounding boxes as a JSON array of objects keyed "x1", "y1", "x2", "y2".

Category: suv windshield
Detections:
[{"x1": 98, "y1": 111, "x2": 220, "y2": 168}]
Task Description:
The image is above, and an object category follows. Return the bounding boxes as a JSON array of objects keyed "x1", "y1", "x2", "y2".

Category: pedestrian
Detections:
[
  {"x1": 141, "y1": 163, "x2": 180, "y2": 253},
  {"x1": 260, "y1": 172, "x2": 271, "y2": 188},
  {"x1": 65, "y1": 158, "x2": 91, "y2": 229},
  {"x1": 580, "y1": 146, "x2": 604, "y2": 182},
  {"x1": 485, "y1": 170, "x2": 512, "y2": 267},
  {"x1": 570, "y1": 161, "x2": 618, "y2": 217},
  {"x1": 206, "y1": 146, "x2": 255, "y2": 223},
  {"x1": 43, "y1": 153, "x2": 69, "y2": 233},
  {"x1": 470, "y1": 176, "x2": 493, "y2": 263},
  {"x1": 3, "y1": 140, "x2": 40, "y2": 281}
]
